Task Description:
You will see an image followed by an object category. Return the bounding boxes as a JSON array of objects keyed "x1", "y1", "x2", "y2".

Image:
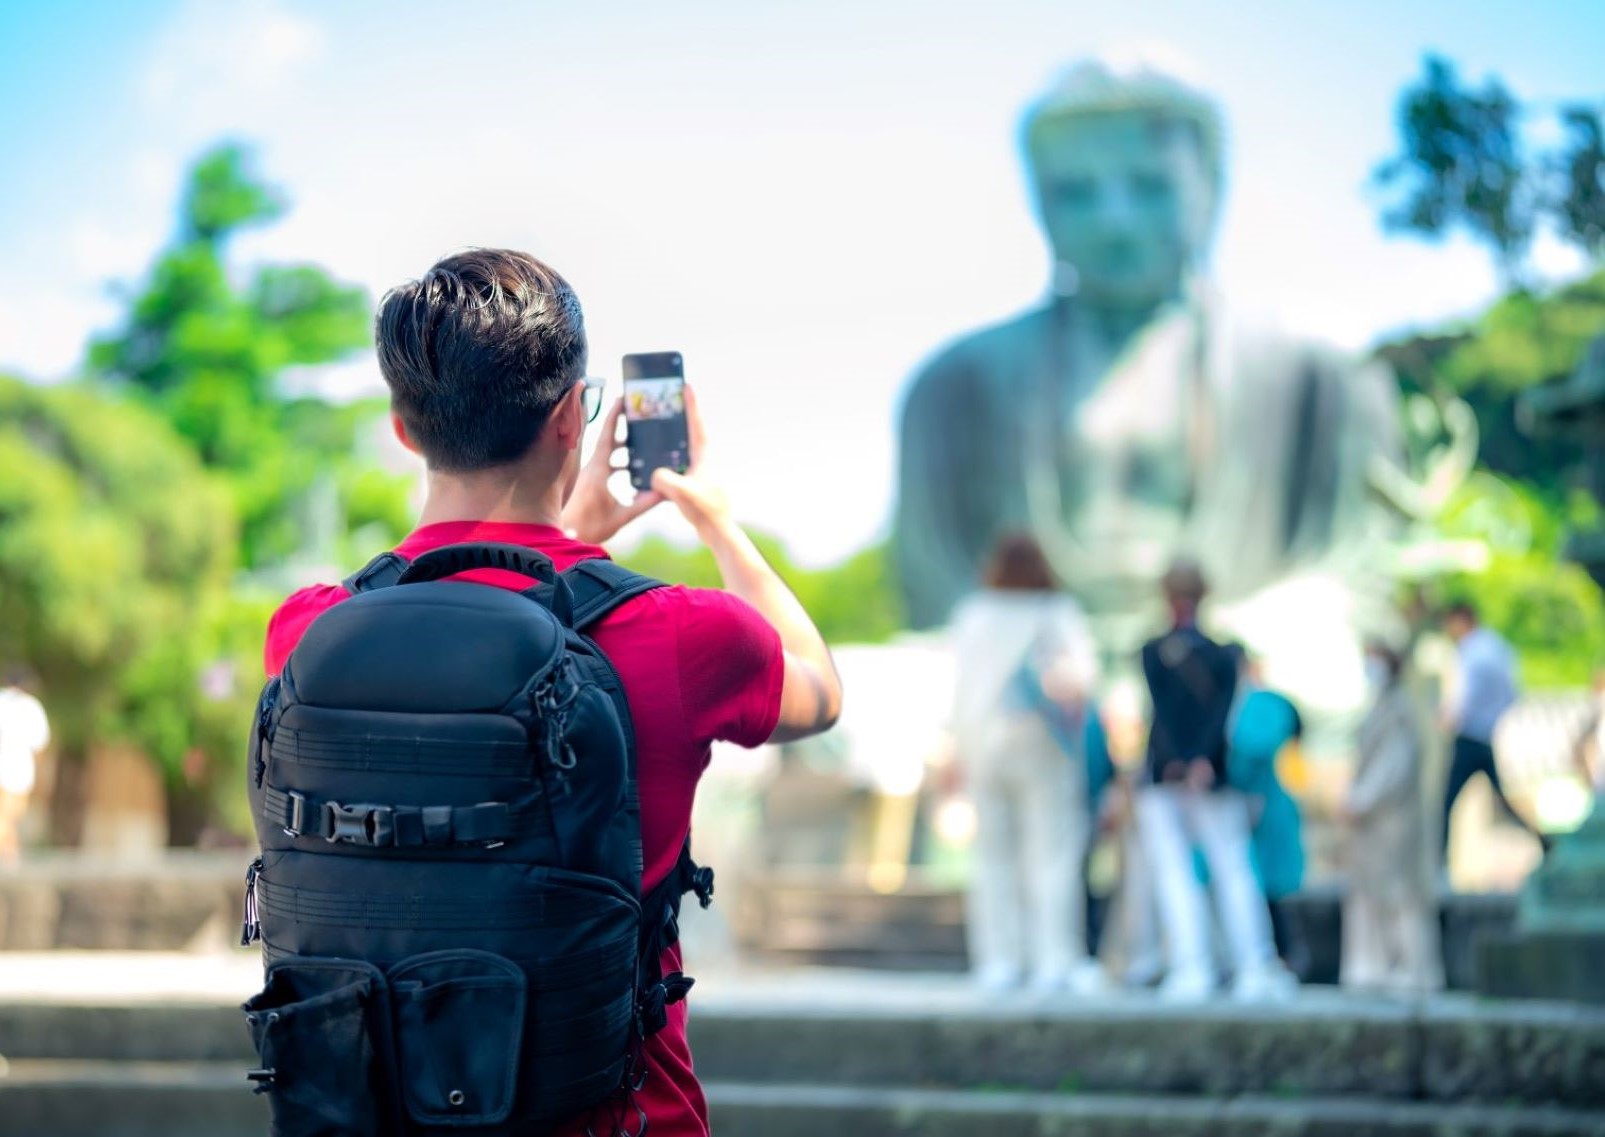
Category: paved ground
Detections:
[{"x1": 0, "y1": 948, "x2": 1506, "y2": 1019}]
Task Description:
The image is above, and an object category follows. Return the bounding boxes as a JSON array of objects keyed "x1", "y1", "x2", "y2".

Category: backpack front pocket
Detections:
[
  {"x1": 390, "y1": 949, "x2": 526, "y2": 1128},
  {"x1": 243, "y1": 958, "x2": 391, "y2": 1137}
]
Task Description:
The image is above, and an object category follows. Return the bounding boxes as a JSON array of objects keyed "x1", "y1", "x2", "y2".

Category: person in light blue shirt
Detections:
[{"x1": 1439, "y1": 601, "x2": 1544, "y2": 865}]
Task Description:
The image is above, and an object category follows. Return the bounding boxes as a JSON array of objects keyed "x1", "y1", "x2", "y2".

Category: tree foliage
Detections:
[
  {"x1": 1374, "y1": 56, "x2": 1532, "y2": 285},
  {"x1": 1426, "y1": 475, "x2": 1605, "y2": 687},
  {"x1": 1377, "y1": 269, "x2": 1605, "y2": 489},
  {"x1": 88, "y1": 143, "x2": 409, "y2": 570},
  {"x1": 1374, "y1": 55, "x2": 1605, "y2": 286},
  {"x1": 0, "y1": 376, "x2": 250, "y2": 784},
  {"x1": 1553, "y1": 106, "x2": 1605, "y2": 257},
  {"x1": 620, "y1": 532, "x2": 904, "y2": 644}
]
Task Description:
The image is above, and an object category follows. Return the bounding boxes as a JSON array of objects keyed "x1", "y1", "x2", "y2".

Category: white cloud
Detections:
[
  {"x1": 140, "y1": 0, "x2": 326, "y2": 115},
  {"x1": 0, "y1": 288, "x2": 108, "y2": 380}
]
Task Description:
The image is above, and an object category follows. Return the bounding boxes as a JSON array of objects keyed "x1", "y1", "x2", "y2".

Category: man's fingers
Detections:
[
  {"x1": 621, "y1": 491, "x2": 663, "y2": 522},
  {"x1": 683, "y1": 383, "x2": 708, "y2": 464},
  {"x1": 588, "y1": 398, "x2": 626, "y2": 468},
  {"x1": 651, "y1": 467, "x2": 686, "y2": 498}
]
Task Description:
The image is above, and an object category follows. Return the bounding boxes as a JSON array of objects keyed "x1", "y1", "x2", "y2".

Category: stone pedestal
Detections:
[{"x1": 1477, "y1": 808, "x2": 1605, "y2": 1003}]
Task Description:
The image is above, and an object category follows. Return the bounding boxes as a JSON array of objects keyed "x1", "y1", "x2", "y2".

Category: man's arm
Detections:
[{"x1": 650, "y1": 387, "x2": 842, "y2": 744}]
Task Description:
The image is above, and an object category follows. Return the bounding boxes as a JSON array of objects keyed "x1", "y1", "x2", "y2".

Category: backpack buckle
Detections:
[{"x1": 322, "y1": 801, "x2": 395, "y2": 847}]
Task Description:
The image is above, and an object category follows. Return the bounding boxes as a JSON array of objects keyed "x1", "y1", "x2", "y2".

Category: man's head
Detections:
[
  {"x1": 1022, "y1": 58, "x2": 1223, "y2": 308},
  {"x1": 376, "y1": 250, "x2": 590, "y2": 484},
  {"x1": 1160, "y1": 557, "x2": 1208, "y2": 620},
  {"x1": 1443, "y1": 600, "x2": 1479, "y2": 643}
]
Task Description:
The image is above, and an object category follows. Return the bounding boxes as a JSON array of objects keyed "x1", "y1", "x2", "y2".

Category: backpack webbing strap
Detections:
[
  {"x1": 342, "y1": 551, "x2": 410, "y2": 595},
  {"x1": 263, "y1": 785, "x2": 543, "y2": 848},
  {"x1": 558, "y1": 559, "x2": 665, "y2": 629},
  {"x1": 634, "y1": 837, "x2": 715, "y2": 1038}
]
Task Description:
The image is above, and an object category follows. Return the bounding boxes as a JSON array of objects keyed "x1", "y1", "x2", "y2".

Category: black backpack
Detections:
[{"x1": 241, "y1": 542, "x2": 714, "y2": 1137}]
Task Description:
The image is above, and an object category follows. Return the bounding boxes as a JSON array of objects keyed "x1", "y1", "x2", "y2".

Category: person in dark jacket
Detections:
[{"x1": 1135, "y1": 560, "x2": 1292, "y2": 1002}]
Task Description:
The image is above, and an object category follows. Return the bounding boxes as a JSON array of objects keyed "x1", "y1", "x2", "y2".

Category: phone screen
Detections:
[{"x1": 622, "y1": 352, "x2": 689, "y2": 492}]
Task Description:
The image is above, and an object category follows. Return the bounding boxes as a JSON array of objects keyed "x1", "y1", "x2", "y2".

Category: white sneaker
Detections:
[
  {"x1": 1067, "y1": 959, "x2": 1111, "y2": 997},
  {"x1": 1157, "y1": 968, "x2": 1216, "y2": 1004},
  {"x1": 1231, "y1": 962, "x2": 1297, "y2": 1004},
  {"x1": 974, "y1": 963, "x2": 1022, "y2": 994}
]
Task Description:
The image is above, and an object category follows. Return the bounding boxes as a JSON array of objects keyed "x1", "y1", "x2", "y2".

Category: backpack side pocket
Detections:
[{"x1": 243, "y1": 958, "x2": 391, "y2": 1137}]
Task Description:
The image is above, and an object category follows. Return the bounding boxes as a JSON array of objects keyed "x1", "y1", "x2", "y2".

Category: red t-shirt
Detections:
[{"x1": 263, "y1": 520, "x2": 785, "y2": 1137}]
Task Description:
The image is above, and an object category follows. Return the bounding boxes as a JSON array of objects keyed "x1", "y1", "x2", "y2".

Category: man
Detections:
[
  {"x1": 264, "y1": 249, "x2": 843, "y2": 1137},
  {"x1": 0, "y1": 671, "x2": 50, "y2": 865},
  {"x1": 1439, "y1": 601, "x2": 1542, "y2": 864},
  {"x1": 1134, "y1": 561, "x2": 1288, "y2": 1002}
]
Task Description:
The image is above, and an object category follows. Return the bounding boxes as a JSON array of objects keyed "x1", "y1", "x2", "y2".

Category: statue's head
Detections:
[{"x1": 1022, "y1": 58, "x2": 1224, "y2": 307}]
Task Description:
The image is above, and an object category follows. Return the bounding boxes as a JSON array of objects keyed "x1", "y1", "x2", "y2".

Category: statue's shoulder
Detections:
[{"x1": 904, "y1": 305, "x2": 1054, "y2": 401}]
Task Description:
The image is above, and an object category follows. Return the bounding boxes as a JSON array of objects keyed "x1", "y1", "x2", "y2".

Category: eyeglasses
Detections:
[{"x1": 579, "y1": 376, "x2": 605, "y2": 424}]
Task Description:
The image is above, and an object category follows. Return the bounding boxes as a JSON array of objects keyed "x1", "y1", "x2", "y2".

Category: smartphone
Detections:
[{"x1": 622, "y1": 352, "x2": 690, "y2": 492}]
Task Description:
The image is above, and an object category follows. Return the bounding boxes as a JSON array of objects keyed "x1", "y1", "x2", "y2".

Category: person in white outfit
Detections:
[
  {"x1": 0, "y1": 674, "x2": 51, "y2": 864},
  {"x1": 1573, "y1": 670, "x2": 1605, "y2": 800},
  {"x1": 1342, "y1": 638, "x2": 1442, "y2": 993},
  {"x1": 1135, "y1": 561, "x2": 1290, "y2": 1003},
  {"x1": 951, "y1": 533, "x2": 1103, "y2": 994}
]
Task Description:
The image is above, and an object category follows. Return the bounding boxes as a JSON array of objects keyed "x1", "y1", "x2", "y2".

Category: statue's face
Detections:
[{"x1": 1030, "y1": 110, "x2": 1213, "y2": 306}]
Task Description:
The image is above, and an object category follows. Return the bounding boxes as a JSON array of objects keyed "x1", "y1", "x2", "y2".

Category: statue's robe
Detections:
[{"x1": 893, "y1": 296, "x2": 1401, "y2": 646}]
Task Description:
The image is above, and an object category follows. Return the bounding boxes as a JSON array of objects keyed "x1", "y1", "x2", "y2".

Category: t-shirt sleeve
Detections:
[
  {"x1": 264, "y1": 585, "x2": 348, "y2": 677},
  {"x1": 671, "y1": 587, "x2": 785, "y2": 749}
]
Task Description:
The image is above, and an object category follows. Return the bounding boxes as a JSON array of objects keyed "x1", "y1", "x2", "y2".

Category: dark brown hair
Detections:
[
  {"x1": 982, "y1": 532, "x2": 1059, "y2": 592},
  {"x1": 375, "y1": 249, "x2": 587, "y2": 471},
  {"x1": 1161, "y1": 558, "x2": 1208, "y2": 608}
]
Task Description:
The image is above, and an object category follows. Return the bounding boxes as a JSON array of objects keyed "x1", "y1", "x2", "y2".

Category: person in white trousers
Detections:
[
  {"x1": 1342, "y1": 638, "x2": 1442, "y2": 993},
  {"x1": 1136, "y1": 561, "x2": 1291, "y2": 1003},
  {"x1": 951, "y1": 533, "x2": 1103, "y2": 994}
]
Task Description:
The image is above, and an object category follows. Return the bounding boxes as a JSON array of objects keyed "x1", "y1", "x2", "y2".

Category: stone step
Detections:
[
  {"x1": 0, "y1": 1063, "x2": 1597, "y2": 1137},
  {"x1": 2, "y1": 989, "x2": 1601, "y2": 1107}
]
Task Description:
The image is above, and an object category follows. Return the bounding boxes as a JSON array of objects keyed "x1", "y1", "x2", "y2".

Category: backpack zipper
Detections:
[
  {"x1": 240, "y1": 857, "x2": 263, "y2": 946},
  {"x1": 253, "y1": 677, "x2": 280, "y2": 789},
  {"x1": 533, "y1": 663, "x2": 581, "y2": 776}
]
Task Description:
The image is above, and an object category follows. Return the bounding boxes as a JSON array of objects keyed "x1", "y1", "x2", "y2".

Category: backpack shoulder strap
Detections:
[
  {"x1": 560, "y1": 559, "x2": 665, "y2": 629},
  {"x1": 341, "y1": 551, "x2": 411, "y2": 595}
]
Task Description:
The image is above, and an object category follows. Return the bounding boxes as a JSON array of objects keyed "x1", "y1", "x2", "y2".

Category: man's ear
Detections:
[
  {"x1": 391, "y1": 412, "x2": 420, "y2": 455},
  {"x1": 549, "y1": 383, "x2": 585, "y2": 451}
]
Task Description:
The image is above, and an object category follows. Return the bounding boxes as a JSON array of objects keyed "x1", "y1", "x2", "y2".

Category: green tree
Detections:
[
  {"x1": 1374, "y1": 55, "x2": 1533, "y2": 287},
  {"x1": 1552, "y1": 105, "x2": 1605, "y2": 257},
  {"x1": 88, "y1": 144, "x2": 410, "y2": 569},
  {"x1": 1425, "y1": 475, "x2": 1605, "y2": 687},
  {"x1": 620, "y1": 532, "x2": 904, "y2": 644},
  {"x1": 0, "y1": 376, "x2": 253, "y2": 842},
  {"x1": 1376, "y1": 269, "x2": 1605, "y2": 490}
]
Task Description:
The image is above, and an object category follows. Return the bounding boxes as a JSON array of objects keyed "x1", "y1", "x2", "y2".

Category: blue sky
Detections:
[{"x1": 1, "y1": 0, "x2": 1601, "y2": 563}]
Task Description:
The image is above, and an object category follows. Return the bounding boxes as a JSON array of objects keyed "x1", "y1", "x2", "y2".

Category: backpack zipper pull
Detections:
[{"x1": 240, "y1": 858, "x2": 263, "y2": 946}]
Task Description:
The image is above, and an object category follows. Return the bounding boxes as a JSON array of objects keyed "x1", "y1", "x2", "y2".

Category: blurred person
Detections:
[
  {"x1": 0, "y1": 670, "x2": 50, "y2": 865},
  {"x1": 1225, "y1": 653, "x2": 1309, "y2": 980},
  {"x1": 950, "y1": 532, "x2": 1104, "y2": 994},
  {"x1": 1342, "y1": 639, "x2": 1442, "y2": 993},
  {"x1": 253, "y1": 250, "x2": 842, "y2": 1137},
  {"x1": 1439, "y1": 601, "x2": 1545, "y2": 865},
  {"x1": 1136, "y1": 560, "x2": 1290, "y2": 1002},
  {"x1": 1573, "y1": 670, "x2": 1605, "y2": 797}
]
